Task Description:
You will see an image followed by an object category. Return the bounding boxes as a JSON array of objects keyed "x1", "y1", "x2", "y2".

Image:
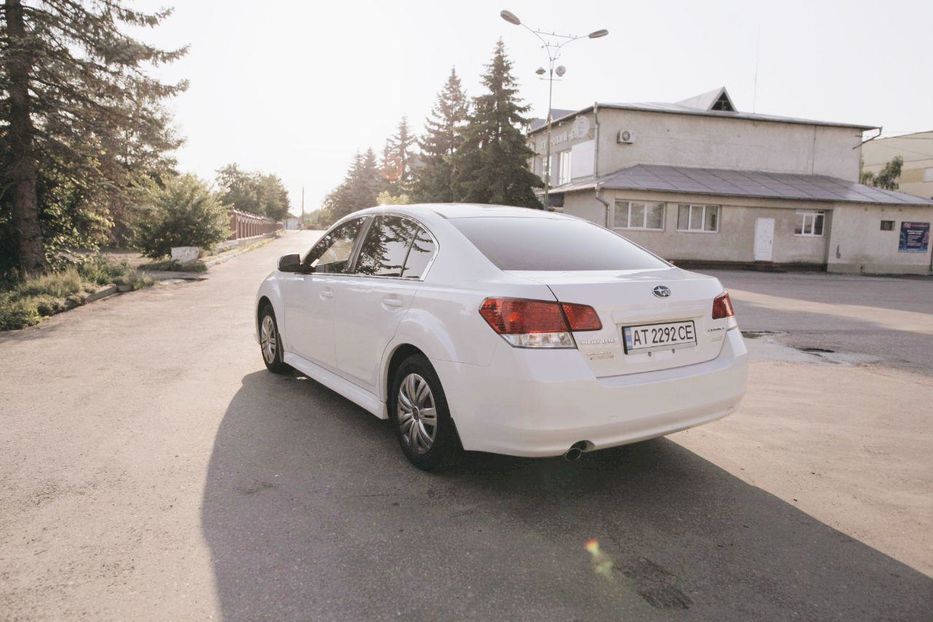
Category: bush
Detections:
[
  {"x1": 77, "y1": 256, "x2": 133, "y2": 286},
  {"x1": 113, "y1": 270, "x2": 154, "y2": 291},
  {"x1": 13, "y1": 268, "x2": 84, "y2": 298},
  {"x1": 0, "y1": 295, "x2": 42, "y2": 330},
  {"x1": 0, "y1": 256, "x2": 153, "y2": 330},
  {"x1": 136, "y1": 174, "x2": 229, "y2": 259}
]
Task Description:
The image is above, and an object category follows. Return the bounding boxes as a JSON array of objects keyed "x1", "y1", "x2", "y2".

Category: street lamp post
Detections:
[{"x1": 500, "y1": 10, "x2": 607, "y2": 207}]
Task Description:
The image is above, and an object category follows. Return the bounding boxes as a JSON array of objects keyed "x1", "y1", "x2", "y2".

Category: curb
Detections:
[
  {"x1": 85, "y1": 285, "x2": 119, "y2": 303},
  {"x1": 204, "y1": 235, "x2": 276, "y2": 268}
]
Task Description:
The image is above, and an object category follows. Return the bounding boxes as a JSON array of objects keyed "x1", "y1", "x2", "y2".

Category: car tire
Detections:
[
  {"x1": 259, "y1": 304, "x2": 290, "y2": 374},
  {"x1": 389, "y1": 353, "x2": 462, "y2": 471}
]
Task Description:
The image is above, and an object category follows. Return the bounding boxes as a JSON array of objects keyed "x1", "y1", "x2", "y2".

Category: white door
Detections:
[
  {"x1": 284, "y1": 217, "x2": 365, "y2": 368},
  {"x1": 754, "y1": 217, "x2": 775, "y2": 261},
  {"x1": 335, "y1": 215, "x2": 436, "y2": 391}
]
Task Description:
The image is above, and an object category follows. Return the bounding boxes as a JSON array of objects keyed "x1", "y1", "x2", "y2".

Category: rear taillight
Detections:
[
  {"x1": 479, "y1": 298, "x2": 601, "y2": 348},
  {"x1": 712, "y1": 291, "x2": 735, "y2": 319},
  {"x1": 560, "y1": 303, "x2": 602, "y2": 331}
]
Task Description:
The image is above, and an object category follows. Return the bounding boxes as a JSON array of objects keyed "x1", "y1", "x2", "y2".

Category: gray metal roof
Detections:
[
  {"x1": 555, "y1": 164, "x2": 933, "y2": 206},
  {"x1": 529, "y1": 109, "x2": 575, "y2": 132},
  {"x1": 675, "y1": 86, "x2": 736, "y2": 111},
  {"x1": 527, "y1": 100, "x2": 877, "y2": 135}
]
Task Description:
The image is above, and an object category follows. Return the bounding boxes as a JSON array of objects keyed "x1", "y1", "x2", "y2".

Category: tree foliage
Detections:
[
  {"x1": 861, "y1": 156, "x2": 903, "y2": 191},
  {"x1": 0, "y1": 0, "x2": 187, "y2": 275},
  {"x1": 136, "y1": 174, "x2": 228, "y2": 258},
  {"x1": 453, "y1": 40, "x2": 542, "y2": 208},
  {"x1": 376, "y1": 190, "x2": 410, "y2": 205},
  {"x1": 215, "y1": 164, "x2": 291, "y2": 221},
  {"x1": 413, "y1": 68, "x2": 469, "y2": 203},
  {"x1": 381, "y1": 117, "x2": 416, "y2": 196},
  {"x1": 321, "y1": 149, "x2": 382, "y2": 223},
  {"x1": 316, "y1": 39, "x2": 543, "y2": 223}
]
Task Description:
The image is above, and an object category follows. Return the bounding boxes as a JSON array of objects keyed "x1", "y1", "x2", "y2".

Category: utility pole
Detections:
[{"x1": 500, "y1": 9, "x2": 608, "y2": 207}]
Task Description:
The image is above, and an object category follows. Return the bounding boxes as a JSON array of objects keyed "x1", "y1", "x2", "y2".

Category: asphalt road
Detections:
[
  {"x1": 710, "y1": 269, "x2": 933, "y2": 374},
  {"x1": 1, "y1": 232, "x2": 931, "y2": 621}
]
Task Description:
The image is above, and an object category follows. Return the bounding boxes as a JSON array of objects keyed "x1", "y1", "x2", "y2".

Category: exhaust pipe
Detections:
[{"x1": 564, "y1": 441, "x2": 590, "y2": 462}]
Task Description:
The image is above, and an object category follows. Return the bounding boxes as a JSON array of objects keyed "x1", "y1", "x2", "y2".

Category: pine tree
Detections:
[
  {"x1": 322, "y1": 149, "x2": 381, "y2": 223},
  {"x1": 380, "y1": 117, "x2": 416, "y2": 197},
  {"x1": 413, "y1": 68, "x2": 469, "y2": 203},
  {"x1": 454, "y1": 40, "x2": 542, "y2": 208},
  {"x1": 0, "y1": 0, "x2": 187, "y2": 275},
  {"x1": 349, "y1": 148, "x2": 382, "y2": 209}
]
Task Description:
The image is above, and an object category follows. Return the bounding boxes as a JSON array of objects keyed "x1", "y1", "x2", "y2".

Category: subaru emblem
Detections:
[{"x1": 652, "y1": 285, "x2": 671, "y2": 298}]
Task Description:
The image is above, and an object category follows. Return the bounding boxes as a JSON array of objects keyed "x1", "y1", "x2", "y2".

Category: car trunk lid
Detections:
[{"x1": 508, "y1": 267, "x2": 730, "y2": 377}]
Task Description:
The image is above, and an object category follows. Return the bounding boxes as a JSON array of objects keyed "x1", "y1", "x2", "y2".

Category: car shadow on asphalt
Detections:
[{"x1": 201, "y1": 370, "x2": 933, "y2": 621}]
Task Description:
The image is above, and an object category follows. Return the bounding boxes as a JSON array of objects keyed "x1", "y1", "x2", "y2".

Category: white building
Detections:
[{"x1": 529, "y1": 87, "x2": 933, "y2": 274}]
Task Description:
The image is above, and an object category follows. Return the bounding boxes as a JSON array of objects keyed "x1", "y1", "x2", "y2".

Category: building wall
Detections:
[
  {"x1": 562, "y1": 191, "x2": 832, "y2": 264},
  {"x1": 532, "y1": 108, "x2": 865, "y2": 184},
  {"x1": 827, "y1": 204, "x2": 932, "y2": 274},
  {"x1": 861, "y1": 131, "x2": 933, "y2": 200}
]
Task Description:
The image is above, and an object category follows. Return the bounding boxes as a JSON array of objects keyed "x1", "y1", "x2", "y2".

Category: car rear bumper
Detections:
[{"x1": 434, "y1": 328, "x2": 748, "y2": 458}]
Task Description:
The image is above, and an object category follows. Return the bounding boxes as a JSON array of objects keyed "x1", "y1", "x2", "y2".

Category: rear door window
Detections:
[
  {"x1": 355, "y1": 215, "x2": 437, "y2": 279},
  {"x1": 356, "y1": 216, "x2": 416, "y2": 277},
  {"x1": 450, "y1": 217, "x2": 668, "y2": 271}
]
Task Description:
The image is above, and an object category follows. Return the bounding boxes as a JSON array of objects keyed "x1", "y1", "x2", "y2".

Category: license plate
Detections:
[{"x1": 622, "y1": 321, "x2": 696, "y2": 353}]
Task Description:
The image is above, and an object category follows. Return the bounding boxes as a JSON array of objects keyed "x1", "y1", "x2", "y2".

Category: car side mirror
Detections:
[{"x1": 277, "y1": 253, "x2": 302, "y2": 272}]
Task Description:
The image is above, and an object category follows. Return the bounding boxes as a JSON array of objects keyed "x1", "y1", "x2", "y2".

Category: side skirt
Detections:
[{"x1": 283, "y1": 352, "x2": 387, "y2": 420}]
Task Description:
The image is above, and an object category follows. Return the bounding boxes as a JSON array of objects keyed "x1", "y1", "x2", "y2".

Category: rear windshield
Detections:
[{"x1": 450, "y1": 217, "x2": 669, "y2": 271}]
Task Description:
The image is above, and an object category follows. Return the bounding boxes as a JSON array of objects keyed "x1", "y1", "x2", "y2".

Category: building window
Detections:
[
  {"x1": 557, "y1": 150, "x2": 572, "y2": 185},
  {"x1": 677, "y1": 204, "x2": 719, "y2": 232},
  {"x1": 613, "y1": 201, "x2": 665, "y2": 230},
  {"x1": 880, "y1": 220, "x2": 895, "y2": 231},
  {"x1": 795, "y1": 211, "x2": 825, "y2": 236}
]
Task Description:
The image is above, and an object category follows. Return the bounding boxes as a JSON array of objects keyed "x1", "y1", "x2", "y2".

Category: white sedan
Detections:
[{"x1": 255, "y1": 204, "x2": 747, "y2": 470}]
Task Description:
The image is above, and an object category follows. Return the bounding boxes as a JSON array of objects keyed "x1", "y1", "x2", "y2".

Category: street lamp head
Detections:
[
  {"x1": 588, "y1": 29, "x2": 609, "y2": 38},
  {"x1": 500, "y1": 10, "x2": 521, "y2": 26},
  {"x1": 535, "y1": 67, "x2": 546, "y2": 75}
]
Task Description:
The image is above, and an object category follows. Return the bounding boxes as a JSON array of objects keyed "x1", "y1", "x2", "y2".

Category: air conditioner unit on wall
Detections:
[{"x1": 617, "y1": 129, "x2": 636, "y2": 144}]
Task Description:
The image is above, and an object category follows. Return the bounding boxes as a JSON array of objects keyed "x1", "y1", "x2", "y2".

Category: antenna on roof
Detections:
[{"x1": 752, "y1": 24, "x2": 761, "y2": 113}]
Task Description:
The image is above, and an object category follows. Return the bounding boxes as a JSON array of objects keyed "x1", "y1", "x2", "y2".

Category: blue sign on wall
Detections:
[{"x1": 899, "y1": 222, "x2": 930, "y2": 253}]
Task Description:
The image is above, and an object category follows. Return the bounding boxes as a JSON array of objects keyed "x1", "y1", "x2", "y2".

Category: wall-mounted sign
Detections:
[
  {"x1": 898, "y1": 221, "x2": 930, "y2": 253},
  {"x1": 549, "y1": 115, "x2": 592, "y2": 146}
]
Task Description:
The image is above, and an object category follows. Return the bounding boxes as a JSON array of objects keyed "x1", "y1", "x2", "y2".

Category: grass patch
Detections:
[
  {"x1": 139, "y1": 258, "x2": 208, "y2": 273},
  {"x1": 0, "y1": 257, "x2": 154, "y2": 331}
]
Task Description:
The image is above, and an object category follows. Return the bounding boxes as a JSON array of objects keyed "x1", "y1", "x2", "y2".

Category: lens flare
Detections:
[{"x1": 584, "y1": 538, "x2": 615, "y2": 578}]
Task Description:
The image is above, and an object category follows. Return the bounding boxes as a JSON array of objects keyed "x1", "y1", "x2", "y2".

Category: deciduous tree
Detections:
[
  {"x1": 861, "y1": 156, "x2": 903, "y2": 191},
  {"x1": 215, "y1": 164, "x2": 291, "y2": 221},
  {"x1": 136, "y1": 174, "x2": 228, "y2": 259}
]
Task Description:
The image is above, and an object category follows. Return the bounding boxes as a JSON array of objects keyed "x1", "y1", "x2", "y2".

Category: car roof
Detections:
[{"x1": 354, "y1": 203, "x2": 570, "y2": 221}]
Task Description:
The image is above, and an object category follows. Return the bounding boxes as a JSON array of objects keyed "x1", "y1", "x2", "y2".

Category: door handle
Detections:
[
  {"x1": 382, "y1": 295, "x2": 404, "y2": 309},
  {"x1": 320, "y1": 287, "x2": 334, "y2": 300}
]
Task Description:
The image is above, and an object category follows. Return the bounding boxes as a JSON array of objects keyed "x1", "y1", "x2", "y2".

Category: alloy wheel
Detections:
[
  {"x1": 397, "y1": 373, "x2": 437, "y2": 454},
  {"x1": 260, "y1": 314, "x2": 277, "y2": 364}
]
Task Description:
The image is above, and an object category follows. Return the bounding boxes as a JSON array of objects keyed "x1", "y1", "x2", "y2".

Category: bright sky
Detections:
[{"x1": 136, "y1": 0, "x2": 933, "y2": 215}]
